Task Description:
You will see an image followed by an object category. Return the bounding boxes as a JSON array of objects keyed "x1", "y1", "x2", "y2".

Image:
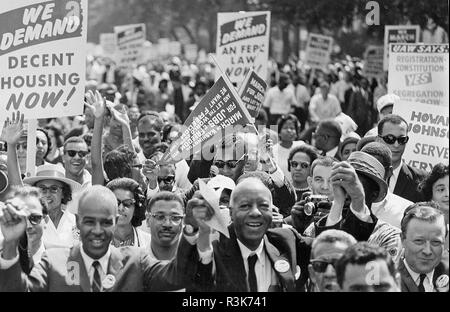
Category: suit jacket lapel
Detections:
[
  {"x1": 222, "y1": 226, "x2": 248, "y2": 292},
  {"x1": 264, "y1": 236, "x2": 295, "y2": 292},
  {"x1": 68, "y1": 245, "x2": 91, "y2": 292},
  {"x1": 106, "y1": 246, "x2": 124, "y2": 292},
  {"x1": 394, "y1": 164, "x2": 411, "y2": 196},
  {"x1": 398, "y1": 260, "x2": 419, "y2": 292}
]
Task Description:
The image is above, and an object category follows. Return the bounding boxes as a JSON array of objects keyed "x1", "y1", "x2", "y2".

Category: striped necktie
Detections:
[{"x1": 92, "y1": 261, "x2": 102, "y2": 292}]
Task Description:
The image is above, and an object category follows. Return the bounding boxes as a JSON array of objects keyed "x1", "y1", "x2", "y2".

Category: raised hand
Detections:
[
  {"x1": 0, "y1": 111, "x2": 25, "y2": 145},
  {"x1": 109, "y1": 105, "x2": 130, "y2": 126},
  {"x1": 0, "y1": 199, "x2": 28, "y2": 245},
  {"x1": 185, "y1": 191, "x2": 213, "y2": 233},
  {"x1": 85, "y1": 90, "x2": 107, "y2": 119}
]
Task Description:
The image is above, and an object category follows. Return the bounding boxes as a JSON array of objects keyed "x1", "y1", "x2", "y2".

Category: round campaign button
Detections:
[
  {"x1": 436, "y1": 274, "x2": 449, "y2": 289},
  {"x1": 274, "y1": 260, "x2": 290, "y2": 273},
  {"x1": 102, "y1": 274, "x2": 116, "y2": 290}
]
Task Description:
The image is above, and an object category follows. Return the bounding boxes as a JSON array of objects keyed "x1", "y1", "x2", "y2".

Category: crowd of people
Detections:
[{"x1": 0, "y1": 45, "x2": 448, "y2": 293}]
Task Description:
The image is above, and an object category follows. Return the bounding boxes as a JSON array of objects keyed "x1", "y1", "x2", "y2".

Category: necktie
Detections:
[
  {"x1": 418, "y1": 274, "x2": 426, "y2": 292},
  {"x1": 92, "y1": 261, "x2": 102, "y2": 292},
  {"x1": 321, "y1": 150, "x2": 326, "y2": 156},
  {"x1": 247, "y1": 254, "x2": 258, "y2": 292}
]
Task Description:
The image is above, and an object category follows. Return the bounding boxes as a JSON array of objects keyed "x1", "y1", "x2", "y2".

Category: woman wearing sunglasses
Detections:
[
  {"x1": 287, "y1": 144, "x2": 319, "y2": 201},
  {"x1": 106, "y1": 178, "x2": 151, "y2": 249}
]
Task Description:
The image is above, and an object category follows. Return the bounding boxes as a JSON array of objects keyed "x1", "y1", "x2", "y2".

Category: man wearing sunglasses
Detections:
[
  {"x1": 308, "y1": 229, "x2": 356, "y2": 292},
  {"x1": 62, "y1": 136, "x2": 91, "y2": 190},
  {"x1": 376, "y1": 114, "x2": 427, "y2": 203}
]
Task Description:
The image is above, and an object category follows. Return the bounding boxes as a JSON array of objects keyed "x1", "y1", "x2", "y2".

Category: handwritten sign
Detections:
[
  {"x1": 216, "y1": 11, "x2": 270, "y2": 86},
  {"x1": 0, "y1": 0, "x2": 88, "y2": 119},
  {"x1": 383, "y1": 25, "x2": 420, "y2": 71}
]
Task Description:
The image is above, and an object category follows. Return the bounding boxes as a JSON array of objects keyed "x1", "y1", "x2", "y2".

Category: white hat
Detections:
[
  {"x1": 377, "y1": 94, "x2": 400, "y2": 113},
  {"x1": 23, "y1": 164, "x2": 81, "y2": 193}
]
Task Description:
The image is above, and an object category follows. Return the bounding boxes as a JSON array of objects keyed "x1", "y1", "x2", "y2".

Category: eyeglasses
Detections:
[
  {"x1": 214, "y1": 154, "x2": 246, "y2": 169},
  {"x1": 28, "y1": 214, "x2": 44, "y2": 225},
  {"x1": 378, "y1": 134, "x2": 409, "y2": 145},
  {"x1": 310, "y1": 258, "x2": 339, "y2": 273},
  {"x1": 157, "y1": 176, "x2": 175, "y2": 184},
  {"x1": 38, "y1": 185, "x2": 62, "y2": 194},
  {"x1": 66, "y1": 150, "x2": 89, "y2": 158},
  {"x1": 290, "y1": 160, "x2": 309, "y2": 169},
  {"x1": 117, "y1": 198, "x2": 136, "y2": 208},
  {"x1": 150, "y1": 214, "x2": 184, "y2": 225}
]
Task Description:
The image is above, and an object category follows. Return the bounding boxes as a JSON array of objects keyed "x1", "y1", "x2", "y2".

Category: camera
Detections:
[{"x1": 304, "y1": 195, "x2": 329, "y2": 216}]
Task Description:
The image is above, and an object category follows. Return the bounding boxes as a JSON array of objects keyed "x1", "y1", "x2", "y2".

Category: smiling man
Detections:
[
  {"x1": 0, "y1": 185, "x2": 201, "y2": 292},
  {"x1": 399, "y1": 202, "x2": 448, "y2": 292},
  {"x1": 62, "y1": 136, "x2": 91, "y2": 189},
  {"x1": 186, "y1": 177, "x2": 311, "y2": 292}
]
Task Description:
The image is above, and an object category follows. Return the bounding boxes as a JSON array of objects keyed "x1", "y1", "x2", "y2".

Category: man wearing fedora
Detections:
[
  {"x1": 23, "y1": 164, "x2": 82, "y2": 249},
  {"x1": 0, "y1": 185, "x2": 202, "y2": 292}
]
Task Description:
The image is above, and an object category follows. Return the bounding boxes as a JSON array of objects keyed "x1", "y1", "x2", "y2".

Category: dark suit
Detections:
[
  {"x1": 398, "y1": 259, "x2": 449, "y2": 292},
  {"x1": 194, "y1": 224, "x2": 311, "y2": 292},
  {"x1": 0, "y1": 236, "x2": 197, "y2": 292},
  {"x1": 393, "y1": 163, "x2": 427, "y2": 203}
]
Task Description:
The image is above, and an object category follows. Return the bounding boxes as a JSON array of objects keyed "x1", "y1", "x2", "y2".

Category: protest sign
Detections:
[
  {"x1": 363, "y1": 45, "x2": 384, "y2": 80},
  {"x1": 304, "y1": 33, "x2": 333, "y2": 70},
  {"x1": 238, "y1": 69, "x2": 267, "y2": 121},
  {"x1": 184, "y1": 43, "x2": 198, "y2": 62},
  {"x1": 99, "y1": 33, "x2": 116, "y2": 57},
  {"x1": 383, "y1": 25, "x2": 420, "y2": 71},
  {"x1": 168, "y1": 41, "x2": 182, "y2": 57},
  {"x1": 157, "y1": 38, "x2": 170, "y2": 57},
  {"x1": 388, "y1": 44, "x2": 449, "y2": 107},
  {"x1": 393, "y1": 100, "x2": 449, "y2": 172},
  {"x1": 114, "y1": 23, "x2": 145, "y2": 69},
  {"x1": 199, "y1": 179, "x2": 230, "y2": 238},
  {"x1": 0, "y1": 0, "x2": 88, "y2": 119},
  {"x1": 161, "y1": 75, "x2": 253, "y2": 164},
  {"x1": 216, "y1": 11, "x2": 270, "y2": 86}
]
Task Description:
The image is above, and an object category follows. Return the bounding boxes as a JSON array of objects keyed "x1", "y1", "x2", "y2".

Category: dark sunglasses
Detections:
[
  {"x1": 378, "y1": 134, "x2": 409, "y2": 145},
  {"x1": 66, "y1": 150, "x2": 89, "y2": 158},
  {"x1": 214, "y1": 154, "x2": 246, "y2": 169},
  {"x1": 28, "y1": 214, "x2": 43, "y2": 225},
  {"x1": 117, "y1": 198, "x2": 136, "y2": 208},
  {"x1": 158, "y1": 176, "x2": 175, "y2": 184},
  {"x1": 290, "y1": 160, "x2": 309, "y2": 169},
  {"x1": 310, "y1": 258, "x2": 339, "y2": 273}
]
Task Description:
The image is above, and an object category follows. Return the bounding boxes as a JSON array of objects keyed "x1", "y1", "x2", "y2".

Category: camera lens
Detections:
[{"x1": 304, "y1": 202, "x2": 315, "y2": 216}]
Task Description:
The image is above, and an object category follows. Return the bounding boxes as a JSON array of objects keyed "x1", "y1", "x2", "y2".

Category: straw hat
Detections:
[
  {"x1": 23, "y1": 164, "x2": 82, "y2": 193},
  {"x1": 347, "y1": 151, "x2": 388, "y2": 203}
]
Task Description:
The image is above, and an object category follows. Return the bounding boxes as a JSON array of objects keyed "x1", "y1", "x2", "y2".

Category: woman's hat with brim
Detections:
[
  {"x1": 347, "y1": 151, "x2": 388, "y2": 203},
  {"x1": 23, "y1": 164, "x2": 82, "y2": 193}
]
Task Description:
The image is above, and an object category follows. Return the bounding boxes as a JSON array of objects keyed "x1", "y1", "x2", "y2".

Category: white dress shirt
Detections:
[
  {"x1": 371, "y1": 191, "x2": 413, "y2": 228},
  {"x1": 42, "y1": 209, "x2": 78, "y2": 249},
  {"x1": 389, "y1": 164, "x2": 402, "y2": 193},
  {"x1": 403, "y1": 259, "x2": 435, "y2": 292},
  {"x1": 263, "y1": 86, "x2": 298, "y2": 115},
  {"x1": 80, "y1": 244, "x2": 111, "y2": 289},
  {"x1": 325, "y1": 146, "x2": 339, "y2": 158},
  {"x1": 236, "y1": 239, "x2": 273, "y2": 292}
]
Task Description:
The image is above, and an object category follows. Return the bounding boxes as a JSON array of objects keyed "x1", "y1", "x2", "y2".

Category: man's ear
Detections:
[
  {"x1": 307, "y1": 176, "x2": 312, "y2": 188},
  {"x1": 308, "y1": 264, "x2": 317, "y2": 286},
  {"x1": 75, "y1": 214, "x2": 80, "y2": 230}
]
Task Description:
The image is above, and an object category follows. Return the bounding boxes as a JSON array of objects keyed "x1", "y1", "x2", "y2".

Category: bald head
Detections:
[
  {"x1": 230, "y1": 177, "x2": 272, "y2": 208},
  {"x1": 78, "y1": 185, "x2": 118, "y2": 216}
]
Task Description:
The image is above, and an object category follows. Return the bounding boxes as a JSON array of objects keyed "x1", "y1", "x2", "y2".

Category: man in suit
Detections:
[
  {"x1": 313, "y1": 119, "x2": 342, "y2": 160},
  {"x1": 185, "y1": 177, "x2": 311, "y2": 292},
  {"x1": 0, "y1": 185, "x2": 200, "y2": 292},
  {"x1": 399, "y1": 202, "x2": 449, "y2": 292},
  {"x1": 376, "y1": 114, "x2": 427, "y2": 203}
]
